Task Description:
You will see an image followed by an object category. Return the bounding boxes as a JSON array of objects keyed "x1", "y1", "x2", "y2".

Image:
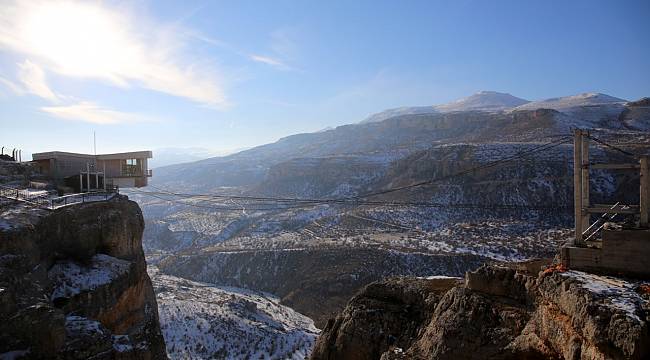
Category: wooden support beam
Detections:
[
  {"x1": 641, "y1": 156, "x2": 649, "y2": 227},
  {"x1": 581, "y1": 132, "x2": 590, "y2": 238},
  {"x1": 586, "y1": 206, "x2": 640, "y2": 215},
  {"x1": 574, "y1": 129, "x2": 584, "y2": 245},
  {"x1": 592, "y1": 203, "x2": 640, "y2": 208},
  {"x1": 86, "y1": 163, "x2": 90, "y2": 193},
  {"x1": 590, "y1": 163, "x2": 640, "y2": 170}
]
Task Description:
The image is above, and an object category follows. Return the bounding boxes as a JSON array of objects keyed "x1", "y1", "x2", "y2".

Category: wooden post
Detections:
[
  {"x1": 641, "y1": 156, "x2": 649, "y2": 227},
  {"x1": 79, "y1": 173, "x2": 83, "y2": 192},
  {"x1": 581, "y1": 131, "x2": 590, "y2": 238},
  {"x1": 86, "y1": 163, "x2": 90, "y2": 193},
  {"x1": 574, "y1": 129, "x2": 584, "y2": 245}
]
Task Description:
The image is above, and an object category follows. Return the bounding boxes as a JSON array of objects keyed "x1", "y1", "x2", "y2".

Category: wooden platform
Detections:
[{"x1": 562, "y1": 229, "x2": 650, "y2": 278}]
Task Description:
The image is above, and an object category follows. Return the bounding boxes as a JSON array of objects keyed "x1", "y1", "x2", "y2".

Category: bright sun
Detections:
[{"x1": 21, "y1": 2, "x2": 137, "y2": 81}]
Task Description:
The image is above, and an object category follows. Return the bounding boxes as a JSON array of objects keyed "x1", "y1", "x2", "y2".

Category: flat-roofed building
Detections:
[{"x1": 32, "y1": 150, "x2": 152, "y2": 191}]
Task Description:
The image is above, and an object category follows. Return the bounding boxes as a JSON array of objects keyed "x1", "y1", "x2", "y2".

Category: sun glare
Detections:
[{"x1": 21, "y1": 2, "x2": 137, "y2": 82}]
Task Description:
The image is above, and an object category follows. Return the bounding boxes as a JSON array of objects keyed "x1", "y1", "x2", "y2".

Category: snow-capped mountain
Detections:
[
  {"x1": 514, "y1": 92, "x2": 626, "y2": 111},
  {"x1": 360, "y1": 105, "x2": 439, "y2": 124},
  {"x1": 361, "y1": 91, "x2": 530, "y2": 123},
  {"x1": 433, "y1": 90, "x2": 530, "y2": 112}
]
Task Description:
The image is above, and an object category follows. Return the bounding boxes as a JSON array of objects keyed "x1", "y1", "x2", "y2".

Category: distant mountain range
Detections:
[
  {"x1": 150, "y1": 147, "x2": 249, "y2": 168},
  {"x1": 151, "y1": 91, "x2": 647, "y2": 193},
  {"x1": 361, "y1": 91, "x2": 628, "y2": 124},
  {"x1": 361, "y1": 91, "x2": 530, "y2": 123}
]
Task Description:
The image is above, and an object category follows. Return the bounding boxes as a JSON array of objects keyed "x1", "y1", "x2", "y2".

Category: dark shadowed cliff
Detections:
[{"x1": 0, "y1": 195, "x2": 167, "y2": 359}]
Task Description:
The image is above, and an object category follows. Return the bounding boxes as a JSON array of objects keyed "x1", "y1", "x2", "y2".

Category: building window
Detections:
[{"x1": 122, "y1": 159, "x2": 140, "y2": 176}]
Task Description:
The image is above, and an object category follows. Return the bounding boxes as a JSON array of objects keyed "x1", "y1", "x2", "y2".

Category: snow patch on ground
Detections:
[
  {"x1": 49, "y1": 254, "x2": 131, "y2": 300},
  {"x1": 419, "y1": 275, "x2": 462, "y2": 280}
]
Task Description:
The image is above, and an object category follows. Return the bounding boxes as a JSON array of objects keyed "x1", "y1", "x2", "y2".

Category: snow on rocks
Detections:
[
  {"x1": 49, "y1": 254, "x2": 132, "y2": 300},
  {"x1": 149, "y1": 266, "x2": 319, "y2": 359},
  {"x1": 65, "y1": 315, "x2": 106, "y2": 336},
  {"x1": 558, "y1": 270, "x2": 647, "y2": 323}
]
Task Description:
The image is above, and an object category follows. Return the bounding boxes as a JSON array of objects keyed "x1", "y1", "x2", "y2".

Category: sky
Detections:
[{"x1": 1, "y1": 0, "x2": 649, "y2": 157}]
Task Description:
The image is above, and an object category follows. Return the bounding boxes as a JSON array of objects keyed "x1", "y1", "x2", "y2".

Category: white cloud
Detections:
[
  {"x1": 17, "y1": 60, "x2": 58, "y2": 101},
  {"x1": 250, "y1": 55, "x2": 290, "y2": 70},
  {"x1": 41, "y1": 102, "x2": 154, "y2": 124},
  {"x1": 0, "y1": 76, "x2": 24, "y2": 96},
  {"x1": 0, "y1": 0, "x2": 227, "y2": 107}
]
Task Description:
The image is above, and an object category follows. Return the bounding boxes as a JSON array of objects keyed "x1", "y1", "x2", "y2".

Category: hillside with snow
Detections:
[
  {"x1": 149, "y1": 266, "x2": 318, "y2": 359},
  {"x1": 132, "y1": 90, "x2": 649, "y2": 357}
]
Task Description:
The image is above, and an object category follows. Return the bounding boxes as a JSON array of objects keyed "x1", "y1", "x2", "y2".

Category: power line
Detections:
[
  {"x1": 586, "y1": 134, "x2": 639, "y2": 158},
  {"x1": 140, "y1": 136, "x2": 572, "y2": 206},
  {"x1": 141, "y1": 181, "x2": 573, "y2": 212},
  {"x1": 350, "y1": 137, "x2": 572, "y2": 199},
  {"x1": 128, "y1": 137, "x2": 576, "y2": 233},
  {"x1": 133, "y1": 186, "x2": 572, "y2": 213}
]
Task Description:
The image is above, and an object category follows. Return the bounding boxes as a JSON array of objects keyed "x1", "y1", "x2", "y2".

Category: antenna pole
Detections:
[{"x1": 94, "y1": 131, "x2": 97, "y2": 156}]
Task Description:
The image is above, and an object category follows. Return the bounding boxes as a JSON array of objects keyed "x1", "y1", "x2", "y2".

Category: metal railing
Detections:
[
  {"x1": 0, "y1": 184, "x2": 119, "y2": 210},
  {"x1": 47, "y1": 191, "x2": 118, "y2": 209},
  {"x1": 0, "y1": 184, "x2": 54, "y2": 207}
]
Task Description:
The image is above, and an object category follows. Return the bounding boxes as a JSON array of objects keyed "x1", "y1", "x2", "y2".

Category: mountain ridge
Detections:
[{"x1": 150, "y1": 91, "x2": 647, "y2": 193}]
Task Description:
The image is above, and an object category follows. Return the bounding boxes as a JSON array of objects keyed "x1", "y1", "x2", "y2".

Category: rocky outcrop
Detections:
[
  {"x1": 311, "y1": 263, "x2": 649, "y2": 360},
  {"x1": 311, "y1": 276, "x2": 461, "y2": 359},
  {"x1": 0, "y1": 196, "x2": 166, "y2": 359}
]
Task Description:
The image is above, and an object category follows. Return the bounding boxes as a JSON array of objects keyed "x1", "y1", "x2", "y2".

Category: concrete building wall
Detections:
[
  {"x1": 562, "y1": 229, "x2": 650, "y2": 278},
  {"x1": 110, "y1": 177, "x2": 136, "y2": 188},
  {"x1": 32, "y1": 151, "x2": 152, "y2": 189}
]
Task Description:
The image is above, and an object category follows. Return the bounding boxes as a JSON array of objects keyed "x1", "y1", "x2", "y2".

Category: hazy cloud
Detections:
[
  {"x1": 17, "y1": 60, "x2": 58, "y2": 101},
  {"x1": 41, "y1": 102, "x2": 154, "y2": 124},
  {"x1": 0, "y1": 76, "x2": 24, "y2": 96},
  {"x1": 0, "y1": 0, "x2": 227, "y2": 108},
  {"x1": 250, "y1": 55, "x2": 290, "y2": 70}
]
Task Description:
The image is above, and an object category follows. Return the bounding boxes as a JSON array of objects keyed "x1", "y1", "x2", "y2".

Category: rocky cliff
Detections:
[
  {"x1": 0, "y1": 196, "x2": 167, "y2": 359},
  {"x1": 311, "y1": 263, "x2": 649, "y2": 360}
]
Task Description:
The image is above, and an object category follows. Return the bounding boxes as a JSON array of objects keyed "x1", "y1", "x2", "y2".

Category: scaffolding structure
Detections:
[{"x1": 573, "y1": 129, "x2": 649, "y2": 244}]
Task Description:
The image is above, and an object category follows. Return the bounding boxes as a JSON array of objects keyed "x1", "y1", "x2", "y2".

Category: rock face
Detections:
[
  {"x1": 311, "y1": 264, "x2": 650, "y2": 360},
  {"x1": 311, "y1": 277, "x2": 461, "y2": 359},
  {"x1": 0, "y1": 196, "x2": 167, "y2": 359}
]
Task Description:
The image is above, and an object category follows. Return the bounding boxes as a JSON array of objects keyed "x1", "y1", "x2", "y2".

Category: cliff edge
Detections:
[
  {"x1": 312, "y1": 263, "x2": 649, "y2": 360},
  {"x1": 0, "y1": 195, "x2": 167, "y2": 359}
]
